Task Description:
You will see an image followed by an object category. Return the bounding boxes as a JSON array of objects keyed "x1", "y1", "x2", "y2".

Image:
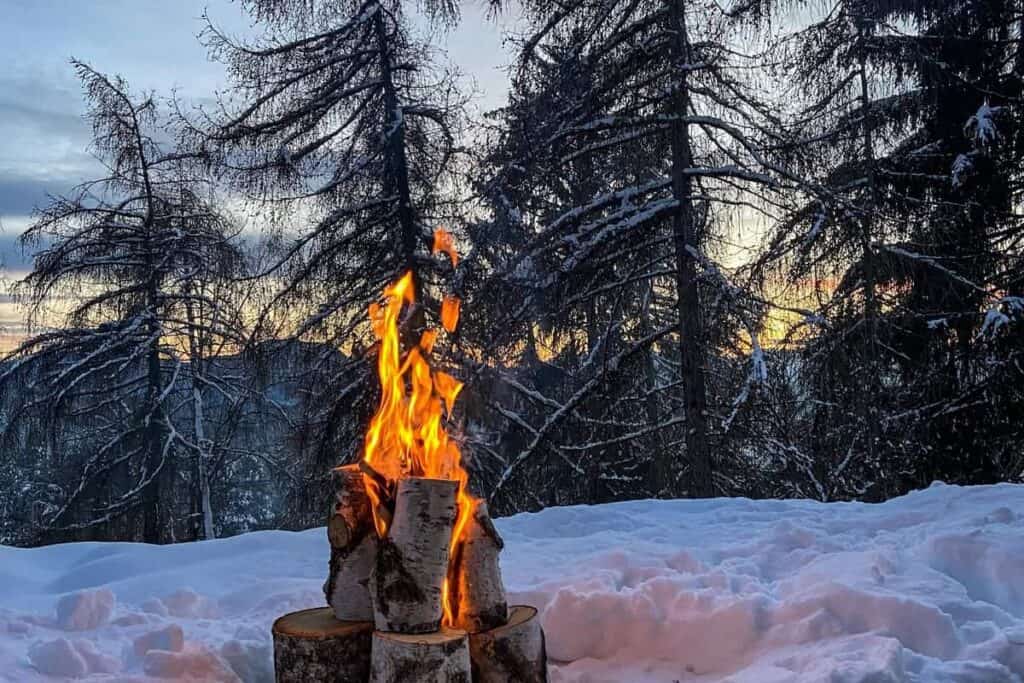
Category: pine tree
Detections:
[
  {"x1": 762, "y1": 0, "x2": 1024, "y2": 497},
  {"x1": 471, "y1": 0, "x2": 789, "y2": 507}
]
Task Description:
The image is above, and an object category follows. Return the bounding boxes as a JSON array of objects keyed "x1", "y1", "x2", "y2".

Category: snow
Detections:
[
  {"x1": 965, "y1": 102, "x2": 1003, "y2": 147},
  {"x1": 55, "y1": 590, "x2": 114, "y2": 632},
  {"x1": 951, "y1": 153, "x2": 974, "y2": 188},
  {"x1": 980, "y1": 308, "x2": 1011, "y2": 337},
  {"x1": 1, "y1": 483, "x2": 1023, "y2": 682}
]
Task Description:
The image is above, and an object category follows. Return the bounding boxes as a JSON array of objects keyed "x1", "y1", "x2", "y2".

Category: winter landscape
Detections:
[
  {"x1": 2, "y1": 0, "x2": 1023, "y2": 681},
  {"x1": 2, "y1": 483, "x2": 1023, "y2": 681}
]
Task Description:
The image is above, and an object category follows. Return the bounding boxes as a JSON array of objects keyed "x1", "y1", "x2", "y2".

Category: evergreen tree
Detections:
[
  {"x1": 469, "y1": 0, "x2": 791, "y2": 508},
  {"x1": 762, "y1": 0, "x2": 1024, "y2": 497}
]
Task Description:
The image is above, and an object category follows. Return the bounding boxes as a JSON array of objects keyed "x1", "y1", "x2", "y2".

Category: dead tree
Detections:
[{"x1": 2, "y1": 62, "x2": 244, "y2": 544}]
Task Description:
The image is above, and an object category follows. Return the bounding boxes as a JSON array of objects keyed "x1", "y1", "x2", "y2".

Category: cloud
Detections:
[
  {"x1": 0, "y1": 175, "x2": 82, "y2": 217},
  {"x1": 0, "y1": 70, "x2": 99, "y2": 220},
  {"x1": 0, "y1": 223, "x2": 33, "y2": 270}
]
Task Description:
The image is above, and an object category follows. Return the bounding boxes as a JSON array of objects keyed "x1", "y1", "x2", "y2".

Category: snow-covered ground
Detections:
[{"x1": 1, "y1": 482, "x2": 1023, "y2": 682}]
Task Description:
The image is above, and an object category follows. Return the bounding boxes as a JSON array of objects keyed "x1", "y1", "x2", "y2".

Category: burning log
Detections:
[
  {"x1": 272, "y1": 607, "x2": 372, "y2": 683},
  {"x1": 358, "y1": 460, "x2": 395, "y2": 532},
  {"x1": 274, "y1": 261, "x2": 547, "y2": 683},
  {"x1": 324, "y1": 465, "x2": 376, "y2": 621},
  {"x1": 449, "y1": 502, "x2": 509, "y2": 633},
  {"x1": 371, "y1": 477, "x2": 458, "y2": 633},
  {"x1": 370, "y1": 629, "x2": 471, "y2": 683},
  {"x1": 469, "y1": 605, "x2": 548, "y2": 683}
]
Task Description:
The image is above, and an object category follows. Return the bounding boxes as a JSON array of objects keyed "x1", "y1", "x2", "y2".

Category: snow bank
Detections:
[{"x1": 1, "y1": 482, "x2": 1022, "y2": 682}]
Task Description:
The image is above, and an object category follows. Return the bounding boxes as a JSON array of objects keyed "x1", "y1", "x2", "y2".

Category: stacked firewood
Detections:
[{"x1": 272, "y1": 464, "x2": 547, "y2": 683}]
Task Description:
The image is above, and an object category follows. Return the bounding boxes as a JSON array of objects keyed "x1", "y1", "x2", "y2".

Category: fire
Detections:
[
  {"x1": 440, "y1": 296, "x2": 460, "y2": 333},
  {"x1": 433, "y1": 227, "x2": 459, "y2": 267},
  {"x1": 361, "y1": 228, "x2": 476, "y2": 628}
]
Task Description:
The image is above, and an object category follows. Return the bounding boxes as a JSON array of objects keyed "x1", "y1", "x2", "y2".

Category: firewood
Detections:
[
  {"x1": 450, "y1": 502, "x2": 509, "y2": 633},
  {"x1": 469, "y1": 605, "x2": 547, "y2": 683},
  {"x1": 358, "y1": 459, "x2": 391, "y2": 496},
  {"x1": 325, "y1": 465, "x2": 376, "y2": 621},
  {"x1": 272, "y1": 607, "x2": 371, "y2": 683},
  {"x1": 371, "y1": 477, "x2": 458, "y2": 633},
  {"x1": 358, "y1": 459, "x2": 395, "y2": 531},
  {"x1": 370, "y1": 629, "x2": 471, "y2": 683}
]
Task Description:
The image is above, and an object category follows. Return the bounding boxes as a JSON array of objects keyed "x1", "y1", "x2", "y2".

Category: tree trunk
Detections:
[
  {"x1": 449, "y1": 502, "x2": 508, "y2": 633},
  {"x1": 371, "y1": 478, "x2": 458, "y2": 633},
  {"x1": 370, "y1": 629, "x2": 471, "y2": 683},
  {"x1": 374, "y1": 7, "x2": 419, "y2": 284},
  {"x1": 857, "y1": 43, "x2": 882, "y2": 488},
  {"x1": 640, "y1": 277, "x2": 668, "y2": 495},
  {"x1": 664, "y1": 0, "x2": 713, "y2": 498},
  {"x1": 142, "y1": 323, "x2": 165, "y2": 543},
  {"x1": 469, "y1": 605, "x2": 547, "y2": 683},
  {"x1": 272, "y1": 607, "x2": 372, "y2": 683},
  {"x1": 185, "y1": 297, "x2": 216, "y2": 541},
  {"x1": 325, "y1": 465, "x2": 376, "y2": 621}
]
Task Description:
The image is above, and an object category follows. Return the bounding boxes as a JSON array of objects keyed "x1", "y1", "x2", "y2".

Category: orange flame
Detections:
[
  {"x1": 433, "y1": 227, "x2": 459, "y2": 267},
  {"x1": 440, "y1": 296, "x2": 460, "y2": 333},
  {"x1": 361, "y1": 228, "x2": 476, "y2": 628}
]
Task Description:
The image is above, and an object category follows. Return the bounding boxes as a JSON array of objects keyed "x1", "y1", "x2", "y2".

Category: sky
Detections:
[{"x1": 0, "y1": 0, "x2": 519, "y2": 348}]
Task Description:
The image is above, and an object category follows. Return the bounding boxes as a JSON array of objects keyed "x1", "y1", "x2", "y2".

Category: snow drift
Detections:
[{"x1": 1, "y1": 482, "x2": 1022, "y2": 682}]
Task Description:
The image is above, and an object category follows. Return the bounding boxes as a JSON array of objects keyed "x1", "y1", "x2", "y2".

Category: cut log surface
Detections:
[
  {"x1": 370, "y1": 629, "x2": 471, "y2": 683},
  {"x1": 325, "y1": 465, "x2": 376, "y2": 621},
  {"x1": 272, "y1": 607, "x2": 372, "y2": 683},
  {"x1": 470, "y1": 605, "x2": 548, "y2": 683},
  {"x1": 371, "y1": 477, "x2": 458, "y2": 633},
  {"x1": 451, "y1": 502, "x2": 509, "y2": 633}
]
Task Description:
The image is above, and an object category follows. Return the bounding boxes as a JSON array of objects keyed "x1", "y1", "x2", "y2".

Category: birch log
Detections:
[
  {"x1": 469, "y1": 605, "x2": 547, "y2": 683},
  {"x1": 370, "y1": 629, "x2": 471, "y2": 683},
  {"x1": 370, "y1": 477, "x2": 458, "y2": 633},
  {"x1": 324, "y1": 465, "x2": 376, "y2": 621},
  {"x1": 450, "y1": 502, "x2": 508, "y2": 632},
  {"x1": 272, "y1": 607, "x2": 372, "y2": 683}
]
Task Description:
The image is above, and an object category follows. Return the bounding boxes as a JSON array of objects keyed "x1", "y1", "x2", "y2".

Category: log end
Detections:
[
  {"x1": 272, "y1": 607, "x2": 371, "y2": 640},
  {"x1": 272, "y1": 608, "x2": 372, "y2": 683},
  {"x1": 500, "y1": 604, "x2": 537, "y2": 630},
  {"x1": 371, "y1": 628, "x2": 471, "y2": 683},
  {"x1": 374, "y1": 627, "x2": 467, "y2": 646},
  {"x1": 470, "y1": 605, "x2": 547, "y2": 683}
]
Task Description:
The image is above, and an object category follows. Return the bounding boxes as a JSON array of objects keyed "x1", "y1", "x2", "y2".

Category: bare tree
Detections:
[
  {"x1": 0, "y1": 62, "x2": 245, "y2": 543},
  {"x1": 182, "y1": 0, "x2": 471, "y2": 523}
]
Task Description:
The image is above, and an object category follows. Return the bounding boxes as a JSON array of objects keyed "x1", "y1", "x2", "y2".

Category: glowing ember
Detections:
[{"x1": 361, "y1": 228, "x2": 476, "y2": 628}]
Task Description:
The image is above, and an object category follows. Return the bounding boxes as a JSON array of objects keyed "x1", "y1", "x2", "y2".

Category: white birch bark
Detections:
[
  {"x1": 450, "y1": 502, "x2": 508, "y2": 632},
  {"x1": 370, "y1": 477, "x2": 457, "y2": 633},
  {"x1": 325, "y1": 464, "x2": 376, "y2": 621}
]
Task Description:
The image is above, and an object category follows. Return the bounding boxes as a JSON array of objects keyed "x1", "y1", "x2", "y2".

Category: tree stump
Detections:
[
  {"x1": 325, "y1": 465, "x2": 376, "y2": 621},
  {"x1": 450, "y1": 502, "x2": 509, "y2": 632},
  {"x1": 371, "y1": 477, "x2": 457, "y2": 633},
  {"x1": 272, "y1": 607, "x2": 372, "y2": 683},
  {"x1": 470, "y1": 605, "x2": 547, "y2": 683},
  {"x1": 370, "y1": 629, "x2": 471, "y2": 683}
]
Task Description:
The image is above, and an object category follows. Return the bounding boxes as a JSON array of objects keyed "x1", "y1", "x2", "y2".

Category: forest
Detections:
[{"x1": 1, "y1": 0, "x2": 1022, "y2": 547}]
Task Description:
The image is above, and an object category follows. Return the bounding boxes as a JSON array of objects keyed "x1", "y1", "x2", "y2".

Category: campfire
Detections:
[{"x1": 271, "y1": 232, "x2": 547, "y2": 682}]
